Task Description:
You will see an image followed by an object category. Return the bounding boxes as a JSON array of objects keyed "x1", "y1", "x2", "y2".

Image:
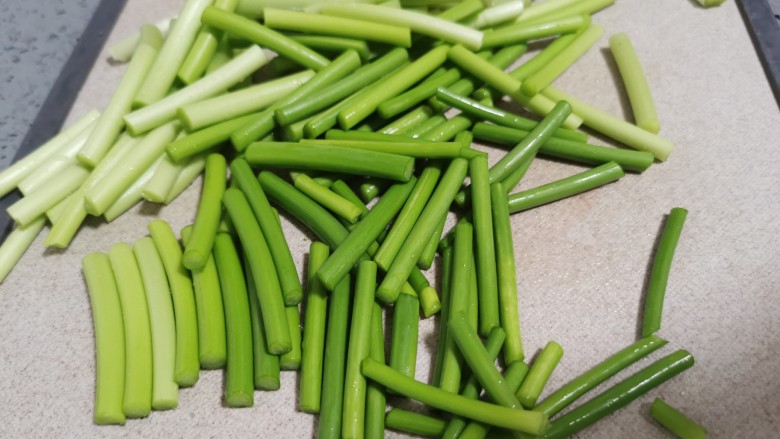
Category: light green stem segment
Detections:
[
  {"x1": 280, "y1": 306, "x2": 302, "y2": 370},
  {"x1": 0, "y1": 216, "x2": 46, "y2": 284},
  {"x1": 544, "y1": 350, "x2": 694, "y2": 439},
  {"x1": 642, "y1": 207, "x2": 688, "y2": 337},
  {"x1": 490, "y1": 183, "x2": 524, "y2": 364},
  {"x1": 177, "y1": 0, "x2": 241, "y2": 85},
  {"x1": 126, "y1": 45, "x2": 268, "y2": 135},
  {"x1": 361, "y1": 358, "x2": 549, "y2": 435},
  {"x1": 320, "y1": 3, "x2": 484, "y2": 50},
  {"x1": 107, "y1": 243, "x2": 153, "y2": 418},
  {"x1": 132, "y1": 237, "x2": 179, "y2": 410},
  {"x1": 338, "y1": 45, "x2": 450, "y2": 130},
  {"x1": 165, "y1": 153, "x2": 207, "y2": 203},
  {"x1": 436, "y1": 0, "x2": 484, "y2": 22},
  {"x1": 525, "y1": 0, "x2": 614, "y2": 24},
  {"x1": 230, "y1": 158, "x2": 302, "y2": 305},
  {"x1": 609, "y1": 33, "x2": 660, "y2": 134},
  {"x1": 651, "y1": 398, "x2": 708, "y2": 439},
  {"x1": 482, "y1": 14, "x2": 588, "y2": 48},
  {"x1": 470, "y1": 154, "x2": 500, "y2": 336},
  {"x1": 182, "y1": 154, "x2": 227, "y2": 272},
  {"x1": 147, "y1": 220, "x2": 200, "y2": 387},
  {"x1": 521, "y1": 24, "x2": 604, "y2": 96},
  {"x1": 212, "y1": 233, "x2": 255, "y2": 407},
  {"x1": 300, "y1": 242, "x2": 330, "y2": 413},
  {"x1": 516, "y1": 341, "x2": 564, "y2": 408},
  {"x1": 140, "y1": 149, "x2": 181, "y2": 204},
  {"x1": 82, "y1": 252, "x2": 126, "y2": 425},
  {"x1": 18, "y1": 120, "x2": 91, "y2": 193},
  {"x1": 377, "y1": 158, "x2": 468, "y2": 303},
  {"x1": 78, "y1": 26, "x2": 162, "y2": 167},
  {"x1": 385, "y1": 408, "x2": 447, "y2": 437},
  {"x1": 7, "y1": 163, "x2": 89, "y2": 227},
  {"x1": 134, "y1": 0, "x2": 214, "y2": 107},
  {"x1": 467, "y1": 1, "x2": 526, "y2": 29},
  {"x1": 263, "y1": 8, "x2": 411, "y2": 47},
  {"x1": 108, "y1": 17, "x2": 171, "y2": 63},
  {"x1": 509, "y1": 33, "x2": 577, "y2": 82},
  {"x1": 341, "y1": 261, "x2": 377, "y2": 439},
  {"x1": 179, "y1": 70, "x2": 314, "y2": 131},
  {"x1": 542, "y1": 85, "x2": 674, "y2": 160},
  {"x1": 292, "y1": 172, "x2": 363, "y2": 224},
  {"x1": 202, "y1": 6, "x2": 330, "y2": 71},
  {"x1": 84, "y1": 122, "x2": 179, "y2": 216},
  {"x1": 223, "y1": 188, "x2": 291, "y2": 354},
  {"x1": 535, "y1": 335, "x2": 667, "y2": 417},
  {"x1": 507, "y1": 161, "x2": 625, "y2": 213},
  {"x1": 180, "y1": 226, "x2": 227, "y2": 370},
  {"x1": 0, "y1": 109, "x2": 98, "y2": 198}
]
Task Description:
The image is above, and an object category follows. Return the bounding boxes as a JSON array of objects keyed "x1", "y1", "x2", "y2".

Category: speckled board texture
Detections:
[
  {"x1": 0, "y1": 0, "x2": 101, "y2": 169},
  {"x1": 0, "y1": 1, "x2": 778, "y2": 438}
]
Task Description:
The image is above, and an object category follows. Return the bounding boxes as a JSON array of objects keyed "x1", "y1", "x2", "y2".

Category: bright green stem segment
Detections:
[
  {"x1": 449, "y1": 312, "x2": 520, "y2": 409},
  {"x1": 609, "y1": 33, "x2": 660, "y2": 134},
  {"x1": 231, "y1": 158, "x2": 302, "y2": 305},
  {"x1": 338, "y1": 45, "x2": 450, "y2": 130},
  {"x1": 317, "y1": 178, "x2": 417, "y2": 290},
  {"x1": 180, "y1": 226, "x2": 227, "y2": 370},
  {"x1": 390, "y1": 291, "x2": 420, "y2": 380},
  {"x1": 245, "y1": 254, "x2": 281, "y2": 390},
  {"x1": 489, "y1": 100, "x2": 572, "y2": 184},
  {"x1": 361, "y1": 358, "x2": 549, "y2": 435},
  {"x1": 509, "y1": 33, "x2": 577, "y2": 81},
  {"x1": 132, "y1": 238, "x2": 179, "y2": 410},
  {"x1": 213, "y1": 233, "x2": 254, "y2": 407},
  {"x1": 292, "y1": 172, "x2": 363, "y2": 224},
  {"x1": 439, "y1": 220, "x2": 473, "y2": 394},
  {"x1": 280, "y1": 306, "x2": 302, "y2": 370},
  {"x1": 202, "y1": 7, "x2": 329, "y2": 71},
  {"x1": 642, "y1": 207, "x2": 688, "y2": 337},
  {"x1": 417, "y1": 215, "x2": 445, "y2": 270},
  {"x1": 223, "y1": 188, "x2": 291, "y2": 354},
  {"x1": 108, "y1": 243, "x2": 153, "y2": 418},
  {"x1": 489, "y1": 183, "x2": 524, "y2": 365},
  {"x1": 82, "y1": 253, "x2": 126, "y2": 425},
  {"x1": 264, "y1": 8, "x2": 411, "y2": 47},
  {"x1": 231, "y1": 50, "x2": 362, "y2": 150},
  {"x1": 377, "y1": 158, "x2": 468, "y2": 303},
  {"x1": 472, "y1": 122, "x2": 654, "y2": 173},
  {"x1": 470, "y1": 154, "x2": 500, "y2": 336},
  {"x1": 378, "y1": 68, "x2": 461, "y2": 119},
  {"x1": 341, "y1": 261, "x2": 377, "y2": 439},
  {"x1": 318, "y1": 277, "x2": 351, "y2": 439},
  {"x1": 134, "y1": 0, "x2": 213, "y2": 107},
  {"x1": 516, "y1": 341, "x2": 564, "y2": 408},
  {"x1": 534, "y1": 335, "x2": 667, "y2": 417},
  {"x1": 177, "y1": 0, "x2": 240, "y2": 84},
  {"x1": 320, "y1": 3, "x2": 484, "y2": 50},
  {"x1": 275, "y1": 48, "x2": 408, "y2": 126},
  {"x1": 183, "y1": 154, "x2": 227, "y2": 272},
  {"x1": 373, "y1": 166, "x2": 440, "y2": 271},
  {"x1": 365, "y1": 303, "x2": 386, "y2": 439},
  {"x1": 78, "y1": 25, "x2": 162, "y2": 167},
  {"x1": 542, "y1": 85, "x2": 674, "y2": 160},
  {"x1": 507, "y1": 161, "x2": 625, "y2": 213},
  {"x1": 306, "y1": 137, "x2": 465, "y2": 159},
  {"x1": 289, "y1": 35, "x2": 371, "y2": 60},
  {"x1": 432, "y1": 243, "x2": 453, "y2": 387},
  {"x1": 167, "y1": 113, "x2": 256, "y2": 161},
  {"x1": 544, "y1": 350, "x2": 695, "y2": 439},
  {"x1": 441, "y1": 327, "x2": 506, "y2": 439},
  {"x1": 245, "y1": 142, "x2": 415, "y2": 182},
  {"x1": 300, "y1": 242, "x2": 330, "y2": 413},
  {"x1": 651, "y1": 398, "x2": 708, "y2": 439},
  {"x1": 147, "y1": 220, "x2": 200, "y2": 387},
  {"x1": 386, "y1": 409, "x2": 447, "y2": 437},
  {"x1": 521, "y1": 24, "x2": 604, "y2": 96}
]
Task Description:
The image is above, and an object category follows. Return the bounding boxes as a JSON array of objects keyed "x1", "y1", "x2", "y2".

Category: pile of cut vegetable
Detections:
[{"x1": 0, "y1": 0, "x2": 719, "y2": 437}]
